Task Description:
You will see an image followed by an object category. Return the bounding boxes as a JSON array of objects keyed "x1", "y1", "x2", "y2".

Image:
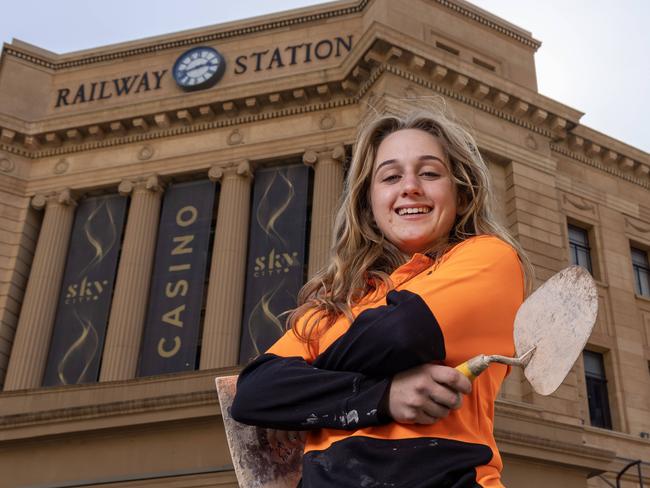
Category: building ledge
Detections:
[{"x1": 0, "y1": 367, "x2": 238, "y2": 442}]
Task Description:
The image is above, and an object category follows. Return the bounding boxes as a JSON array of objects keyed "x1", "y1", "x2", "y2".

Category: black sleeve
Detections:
[
  {"x1": 313, "y1": 289, "x2": 446, "y2": 376},
  {"x1": 231, "y1": 353, "x2": 392, "y2": 431}
]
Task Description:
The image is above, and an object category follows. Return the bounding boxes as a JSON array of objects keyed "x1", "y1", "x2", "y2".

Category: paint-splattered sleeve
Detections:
[{"x1": 231, "y1": 327, "x2": 392, "y2": 431}]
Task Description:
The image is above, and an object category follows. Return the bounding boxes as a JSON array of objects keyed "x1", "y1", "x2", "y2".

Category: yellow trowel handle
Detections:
[
  {"x1": 455, "y1": 355, "x2": 490, "y2": 381},
  {"x1": 455, "y1": 348, "x2": 535, "y2": 381}
]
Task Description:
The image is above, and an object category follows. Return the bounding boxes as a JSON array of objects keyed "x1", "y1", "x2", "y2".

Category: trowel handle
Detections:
[{"x1": 455, "y1": 355, "x2": 491, "y2": 381}]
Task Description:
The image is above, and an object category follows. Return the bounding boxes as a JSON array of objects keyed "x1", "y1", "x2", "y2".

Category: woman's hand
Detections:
[
  {"x1": 266, "y1": 428, "x2": 307, "y2": 448},
  {"x1": 388, "y1": 363, "x2": 472, "y2": 424}
]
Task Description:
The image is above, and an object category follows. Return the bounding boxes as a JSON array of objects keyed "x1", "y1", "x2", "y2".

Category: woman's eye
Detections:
[
  {"x1": 421, "y1": 171, "x2": 440, "y2": 178},
  {"x1": 382, "y1": 174, "x2": 400, "y2": 183}
]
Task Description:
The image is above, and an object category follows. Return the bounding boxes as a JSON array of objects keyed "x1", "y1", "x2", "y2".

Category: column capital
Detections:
[
  {"x1": 210, "y1": 160, "x2": 252, "y2": 182},
  {"x1": 31, "y1": 188, "x2": 77, "y2": 210},
  {"x1": 302, "y1": 144, "x2": 346, "y2": 167},
  {"x1": 118, "y1": 174, "x2": 165, "y2": 196}
]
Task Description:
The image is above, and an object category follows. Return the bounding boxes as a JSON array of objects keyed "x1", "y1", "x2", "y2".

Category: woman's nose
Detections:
[{"x1": 401, "y1": 173, "x2": 423, "y2": 195}]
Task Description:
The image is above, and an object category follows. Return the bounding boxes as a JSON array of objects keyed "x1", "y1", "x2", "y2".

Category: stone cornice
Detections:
[
  {"x1": 2, "y1": 1, "x2": 369, "y2": 71},
  {"x1": 1, "y1": 0, "x2": 540, "y2": 72},
  {"x1": 551, "y1": 143, "x2": 649, "y2": 190},
  {"x1": 0, "y1": 41, "x2": 571, "y2": 158},
  {"x1": 1, "y1": 39, "x2": 646, "y2": 191},
  {"x1": 433, "y1": 0, "x2": 541, "y2": 50}
]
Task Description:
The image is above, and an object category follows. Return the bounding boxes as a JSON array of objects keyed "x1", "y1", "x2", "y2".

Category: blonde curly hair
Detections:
[{"x1": 289, "y1": 106, "x2": 533, "y2": 345}]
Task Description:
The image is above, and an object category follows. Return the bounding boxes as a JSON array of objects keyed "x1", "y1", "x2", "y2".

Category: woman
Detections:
[{"x1": 232, "y1": 107, "x2": 532, "y2": 487}]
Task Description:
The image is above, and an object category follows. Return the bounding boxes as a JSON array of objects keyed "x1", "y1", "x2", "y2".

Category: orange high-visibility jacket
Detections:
[{"x1": 232, "y1": 235, "x2": 524, "y2": 487}]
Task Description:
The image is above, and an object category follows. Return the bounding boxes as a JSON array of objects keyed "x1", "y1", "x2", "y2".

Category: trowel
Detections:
[
  {"x1": 455, "y1": 265, "x2": 598, "y2": 395},
  {"x1": 215, "y1": 265, "x2": 598, "y2": 487}
]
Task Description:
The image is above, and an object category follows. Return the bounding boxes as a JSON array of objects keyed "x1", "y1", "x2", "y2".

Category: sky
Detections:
[{"x1": 0, "y1": 0, "x2": 648, "y2": 153}]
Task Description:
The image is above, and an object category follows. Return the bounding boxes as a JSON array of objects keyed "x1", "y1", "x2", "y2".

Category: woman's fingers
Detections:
[
  {"x1": 388, "y1": 363, "x2": 471, "y2": 425},
  {"x1": 429, "y1": 363, "x2": 472, "y2": 396}
]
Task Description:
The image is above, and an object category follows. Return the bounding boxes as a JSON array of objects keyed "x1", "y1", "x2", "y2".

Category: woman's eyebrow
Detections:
[
  {"x1": 375, "y1": 154, "x2": 445, "y2": 172},
  {"x1": 375, "y1": 159, "x2": 397, "y2": 171},
  {"x1": 419, "y1": 154, "x2": 445, "y2": 164}
]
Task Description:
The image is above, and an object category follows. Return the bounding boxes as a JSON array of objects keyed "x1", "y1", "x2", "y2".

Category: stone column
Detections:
[
  {"x1": 4, "y1": 189, "x2": 76, "y2": 390},
  {"x1": 99, "y1": 175, "x2": 163, "y2": 381},
  {"x1": 303, "y1": 145, "x2": 345, "y2": 278},
  {"x1": 200, "y1": 161, "x2": 253, "y2": 369}
]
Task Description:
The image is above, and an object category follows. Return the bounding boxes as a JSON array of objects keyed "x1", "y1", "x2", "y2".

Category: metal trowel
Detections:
[{"x1": 455, "y1": 265, "x2": 598, "y2": 395}]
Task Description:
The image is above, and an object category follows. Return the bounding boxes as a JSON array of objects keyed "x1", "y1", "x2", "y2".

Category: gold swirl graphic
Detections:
[
  {"x1": 57, "y1": 309, "x2": 99, "y2": 385},
  {"x1": 247, "y1": 280, "x2": 286, "y2": 357},
  {"x1": 256, "y1": 170, "x2": 295, "y2": 248},
  {"x1": 78, "y1": 199, "x2": 117, "y2": 277}
]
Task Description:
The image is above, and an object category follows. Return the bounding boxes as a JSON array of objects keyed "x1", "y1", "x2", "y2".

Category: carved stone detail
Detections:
[
  {"x1": 562, "y1": 194, "x2": 595, "y2": 213},
  {"x1": 53, "y1": 158, "x2": 69, "y2": 175},
  {"x1": 524, "y1": 135, "x2": 538, "y2": 150},
  {"x1": 319, "y1": 114, "x2": 336, "y2": 130},
  {"x1": 137, "y1": 145, "x2": 154, "y2": 161},
  {"x1": 625, "y1": 217, "x2": 650, "y2": 234},
  {"x1": 0, "y1": 157, "x2": 15, "y2": 173},
  {"x1": 227, "y1": 129, "x2": 243, "y2": 146}
]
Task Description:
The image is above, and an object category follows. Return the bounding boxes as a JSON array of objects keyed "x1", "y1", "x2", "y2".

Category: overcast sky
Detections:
[{"x1": 0, "y1": 0, "x2": 648, "y2": 153}]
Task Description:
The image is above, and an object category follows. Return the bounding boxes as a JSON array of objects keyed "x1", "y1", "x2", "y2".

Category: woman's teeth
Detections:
[{"x1": 397, "y1": 207, "x2": 431, "y2": 216}]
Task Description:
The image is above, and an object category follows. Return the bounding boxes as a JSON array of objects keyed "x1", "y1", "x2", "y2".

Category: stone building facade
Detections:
[{"x1": 0, "y1": 0, "x2": 648, "y2": 486}]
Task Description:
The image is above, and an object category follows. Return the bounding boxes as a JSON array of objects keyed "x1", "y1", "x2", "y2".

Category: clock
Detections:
[{"x1": 173, "y1": 46, "x2": 226, "y2": 91}]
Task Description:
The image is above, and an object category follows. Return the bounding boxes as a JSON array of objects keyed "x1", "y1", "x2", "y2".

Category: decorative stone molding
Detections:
[
  {"x1": 552, "y1": 144, "x2": 649, "y2": 190},
  {"x1": 562, "y1": 194, "x2": 596, "y2": 213},
  {"x1": 1, "y1": 38, "x2": 643, "y2": 196},
  {"x1": 31, "y1": 188, "x2": 76, "y2": 210},
  {"x1": 234, "y1": 159, "x2": 253, "y2": 178},
  {"x1": 625, "y1": 217, "x2": 650, "y2": 234},
  {"x1": 208, "y1": 160, "x2": 253, "y2": 182},
  {"x1": 207, "y1": 165, "x2": 224, "y2": 183},
  {"x1": 87, "y1": 125, "x2": 104, "y2": 139},
  {"x1": 619, "y1": 158, "x2": 635, "y2": 172},
  {"x1": 5, "y1": 0, "x2": 540, "y2": 77},
  {"x1": 137, "y1": 145, "x2": 154, "y2": 161},
  {"x1": 53, "y1": 158, "x2": 69, "y2": 174},
  {"x1": 66, "y1": 129, "x2": 82, "y2": 142},
  {"x1": 44, "y1": 132, "x2": 61, "y2": 146},
  {"x1": 0, "y1": 128, "x2": 16, "y2": 144},
  {"x1": 319, "y1": 114, "x2": 336, "y2": 130},
  {"x1": 434, "y1": 0, "x2": 541, "y2": 50},
  {"x1": 118, "y1": 174, "x2": 164, "y2": 196},
  {"x1": 302, "y1": 145, "x2": 346, "y2": 167},
  {"x1": 227, "y1": 129, "x2": 244, "y2": 146},
  {"x1": 0, "y1": 157, "x2": 14, "y2": 173},
  {"x1": 3, "y1": 0, "x2": 371, "y2": 70},
  {"x1": 524, "y1": 135, "x2": 538, "y2": 150}
]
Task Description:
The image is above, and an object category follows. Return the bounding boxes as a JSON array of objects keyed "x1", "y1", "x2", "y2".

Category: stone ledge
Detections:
[{"x1": 0, "y1": 367, "x2": 239, "y2": 442}]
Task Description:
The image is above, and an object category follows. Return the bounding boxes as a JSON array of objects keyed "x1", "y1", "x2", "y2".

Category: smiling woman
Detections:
[
  {"x1": 370, "y1": 129, "x2": 458, "y2": 255},
  {"x1": 232, "y1": 105, "x2": 534, "y2": 487}
]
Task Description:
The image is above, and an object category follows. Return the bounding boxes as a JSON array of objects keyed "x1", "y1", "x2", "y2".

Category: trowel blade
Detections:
[{"x1": 514, "y1": 266, "x2": 598, "y2": 395}]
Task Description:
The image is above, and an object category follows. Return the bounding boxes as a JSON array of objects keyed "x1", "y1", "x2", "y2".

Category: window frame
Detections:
[
  {"x1": 631, "y1": 245, "x2": 650, "y2": 297},
  {"x1": 583, "y1": 350, "x2": 613, "y2": 430},
  {"x1": 568, "y1": 223, "x2": 594, "y2": 274}
]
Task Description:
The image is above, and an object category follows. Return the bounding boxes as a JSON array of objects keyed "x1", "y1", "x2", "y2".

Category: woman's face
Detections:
[{"x1": 370, "y1": 128, "x2": 458, "y2": 255}]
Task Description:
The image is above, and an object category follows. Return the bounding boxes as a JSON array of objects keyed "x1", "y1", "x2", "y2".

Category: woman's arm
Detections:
[{"x1": 231, "y1": 352, "x2": 392, "y2": 430}]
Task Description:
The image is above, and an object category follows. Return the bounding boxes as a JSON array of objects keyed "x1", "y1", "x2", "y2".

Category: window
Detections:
[
  {"x1": 583, "y1": 350, "x2": 612, "y2": 429},
  {"x1": 568, "y1": 224, "x2": 593, "y2": 273},
  {"x1": 631, "y1": 247, "x2": 650, "y2": 297}
]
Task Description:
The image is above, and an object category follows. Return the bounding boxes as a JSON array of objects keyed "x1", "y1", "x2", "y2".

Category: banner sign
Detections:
[
  {"x1": 239, "y1": 165, "x2": 310, "y2": 363},
  {"x1": 43, "y1": 194, "x2": 127, "y2": 386},
  {"x1": 138, "y1": 179, "x2": 216, "y2": 376}
]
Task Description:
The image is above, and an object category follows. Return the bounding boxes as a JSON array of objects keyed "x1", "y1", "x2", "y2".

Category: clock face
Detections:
[{"x1": 173, "y1": 47, "x2": 226, "y2": 91}]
